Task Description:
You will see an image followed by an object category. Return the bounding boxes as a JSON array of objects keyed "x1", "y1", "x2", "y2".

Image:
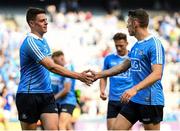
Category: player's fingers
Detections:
[
  {"x1": 88, "y1": 69, "x2": 96, "y2": 74},
  {"x1": 100, "y1": 95, "x2": 107, "y2": 100},
  {"x1": 85, "y1": 81, "x2": 91, "y2": 86},
  {"x1": 86, "y1": 76, "x2": 94, "y2": 83},
  {"x1": 83, "y1": 69, "x2": 91, "y2": 73},
  {"x1": 121, "y1": 93, "x2": 129, "y2": 103}
]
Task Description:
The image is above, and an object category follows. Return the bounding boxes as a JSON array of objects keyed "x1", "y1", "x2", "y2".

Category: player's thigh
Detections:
[
  {"x1": 107, "y1": 101, "x2": 123, "y2": 119},
  {"x1": 113, "y1": 113, "x2": 133, "y2": 130},
  {"x1": 59, "y1": 112, "x2": 72, "y2": 124},
  {"x1": 112, "y1": 101, "x2": 139, "y2": 130},
  {"x1": 139, "y1": 105, "x2": 163, "y2": 130},
  {"x1": 107, "y1": 118, "x2": 116, "y2": 130},
  {"x1": 16, "y1": 93, "x2": 40, "y2": 128},
  {"x1": 40, "y1": 113, "x2": 58, "y2": 130},
  {"x1": 143, "y1": 123, "x2": 160, "y2": 130},
  {"x1": 20, "y1": 121, "x2": 37, "y2": 130},
  {"x1": 40, "y1": 93, "x2": 59, "y2": 129},
  {"x1": 59, "y1": 104, "x2": 75, "y2": 124},
  {"x1": 107, "y1": 101, "x2": 123, "y2": 130}
]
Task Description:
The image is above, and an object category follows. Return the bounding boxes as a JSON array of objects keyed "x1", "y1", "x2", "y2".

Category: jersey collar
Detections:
[
  {"x1": 114, "y1": 52, "x2": 128, "y2": 58},
  {"x1": 28, "y1": 33, "x2": 43, "y2": 40},
  {"x1": 137, "y1": 35, "x2": 153, "y2": 44}
]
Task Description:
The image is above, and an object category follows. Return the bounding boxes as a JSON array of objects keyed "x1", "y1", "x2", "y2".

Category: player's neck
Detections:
[
  {"x1": 118, "y1": 50, "x2": 128, "y2": 56},
  {"x1": 135, "y1": 28, "x2": 150, "y2": 41},
  {"x1": 31, "y1": 30, "x2": 44, "y2": 38}
]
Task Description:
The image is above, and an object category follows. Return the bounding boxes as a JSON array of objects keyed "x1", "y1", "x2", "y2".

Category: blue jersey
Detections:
[
  {"x1": 50, "y1": 73, "x2": 60, "y2": 94},
  {"x1": 51, "y1": 64, "x2": 77, "y2": 106},
  {"x1": 103, "y1": 53, "x2": 133, "y2": 101},
  {"x1": 17, "y1": 33, "x2": 52, "y2": 93},
  {"x1": 129, "y1": 36, "x2": 165, "y2": 105}
]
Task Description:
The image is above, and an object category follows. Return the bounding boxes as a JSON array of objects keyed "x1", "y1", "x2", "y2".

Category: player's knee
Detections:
[
  {"x1": 107, "y1": 123, "x2": 114, "y2": 130},
  {"x1": 59, "y1": 123, "x2": 67, "y2": 130},
  {"x1": 144, "y1": 123, "x2": 160, "y2": 130},
  {"x1": 48, "y1": 125, "x2": 58, "y2": 130},
  {"x1": 43, "y1": 123, "x2": 58, "y2": 130}
]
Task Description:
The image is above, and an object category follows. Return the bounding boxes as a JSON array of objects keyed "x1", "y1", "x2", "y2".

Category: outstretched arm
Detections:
[
  {"x1": 95, "y1": 59, "x2": 131, "y2": 80},
  {"x1": 40, "y1": 57, "x2": 94, "y2": 86}
]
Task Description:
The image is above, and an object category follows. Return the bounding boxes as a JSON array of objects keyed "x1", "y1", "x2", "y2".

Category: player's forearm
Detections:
[
  {"x1": 55, "y1": 90, "x2": 68, "y2": 100},
  {"x1": 133, "y1": 70, "x2": 162, "y2": 92},
  {"x1": 41, "y1": 57, "x2": 83, "y2": 80},
  {"x1": 49, "y1": 64, "x2": 81, "y2": 80},
  {"x1": 96, "y1": 59, "x2": 130, "y2": 79},
  {"x1": 100, "y1": 78, "x2": 107, "y2": 92},
  {"x1": 96, "y1": 66, "x2": 121, "y2": 79},
  {"x1": 55, "y1": 83, "x2": 71, "y2": 100}
]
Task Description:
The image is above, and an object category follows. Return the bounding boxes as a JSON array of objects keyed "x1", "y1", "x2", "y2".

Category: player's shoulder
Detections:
[
  {"x1": 25, "y1": 35, "x2": 37, "y2": 45},
  {"x1": 149, "y1": 35, "x2": 162, "y2": 45},
  {"x1": 105, "y1": 53, "x2": 116, "y2": 58}
]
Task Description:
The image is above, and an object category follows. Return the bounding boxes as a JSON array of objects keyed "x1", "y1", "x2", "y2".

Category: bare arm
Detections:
[
  {"x1": 54, "y1": 82, "x2": 71, "y2": 100},
  {"x1": 133, "y1": 64, "x2": 163, "y2": 91},
  {"x1": 40, "y1": 57, "x2": 93, "y2": 85},
  {"x1": 100, "y1": 77, "x2": 107, "y2": 93},
  {"x1": 121, "y1": 64, "x2": 163, "y2": 103},
  {"x1": 96, "y1": 59, "x2": 131, "y2": 79},
  {"x1": 99, "y1": 77, "x2": 107, "y2": 100}
]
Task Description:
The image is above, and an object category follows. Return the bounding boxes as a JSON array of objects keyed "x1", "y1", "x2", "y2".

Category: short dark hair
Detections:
[
  {"x1": 113, "y1": 33, "x2": 127, "y2": 41},
  {"x1": 26, "y1": 7, "x2": 46, "y2": 24},
  {"x1": 128, "y1": 8, "x2": 149, "y2": 27},
  {"x1": 52, "y1": 50, "x2": 64, "y2": 58}
]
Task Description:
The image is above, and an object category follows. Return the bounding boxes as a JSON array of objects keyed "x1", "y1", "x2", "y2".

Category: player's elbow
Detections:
[
  {"x1": 155, "y1": 72, "x2": 162, "y2": 81},
  {"x1": 47, "y1": 63, "x2": 57, "y2": 73},
  {"x1": 40, "y1": 58, "x2": 57, "y2": 72},
  {"x1": 47, "y1": 65, "x2": 56, "y2": 72},
  {"x1": 63, "y1": 89, "x2": 70, "y2": 95}
]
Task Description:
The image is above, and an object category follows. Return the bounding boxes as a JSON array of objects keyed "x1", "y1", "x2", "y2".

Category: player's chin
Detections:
[
  {"x1": 128, "y1": 32, "x2": 133, "y2": 36},
  {"x1": 43, "y1": 28, "x2": 47, "y2": 32},
  {"x1": 43, "y1": 29, "x2": 47, "y2": 33}
]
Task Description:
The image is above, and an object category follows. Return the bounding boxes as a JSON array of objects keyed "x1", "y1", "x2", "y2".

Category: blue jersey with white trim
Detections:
[
  {"x1": 103, "y1": 53, "x2": 133, "y2": 101},
  {"x1": 17, "y1": 33, "x2": 52, "y2": 93},
  {"x1": 129, "y1": 36, "x2": 165, "y2": 105},
  {"x1": 51, "y1": 64, "x2": 77, "y2": 106}
]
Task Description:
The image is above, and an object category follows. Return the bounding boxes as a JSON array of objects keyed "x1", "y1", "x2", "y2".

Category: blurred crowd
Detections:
[{"x1": 0, "y1": 6, "x2": 180, "y2": 129}]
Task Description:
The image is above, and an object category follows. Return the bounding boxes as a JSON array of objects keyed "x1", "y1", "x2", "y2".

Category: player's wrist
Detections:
[
  {"x1": 77, "y1": 72, "x2": 83, "y2": 80},
  {"x1": 100, "y1": 89, "x2": 105, "y2": 94},
  {"x1": 96, "y1": 72, "x2": 102, "y2": 79},
  {"x1": 133, "y1": 86, "x2": 140, "y2": 92}
]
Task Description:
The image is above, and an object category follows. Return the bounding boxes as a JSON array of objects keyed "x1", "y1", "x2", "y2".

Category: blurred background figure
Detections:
[
  {"x1": 51, "y1": 50, "x2": 77, "y2": 130},
  {"x1": 99, "y1": 32, "x2": 133, "y2": 130},
  {"x1": 1, "y1": 86, "x2": 14, "y2": 121},
  {"x1": 0, "y1": 94, "x2": 7, "y2": 130}
]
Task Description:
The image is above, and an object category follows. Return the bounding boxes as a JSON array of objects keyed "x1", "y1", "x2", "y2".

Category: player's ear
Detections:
[
  {"x1": 126, "y1": 41, "x2": 128, "y2": 45},
  {"x1": 29, "y1": 20, "x2": 34, "y2": 27},
  {"x1": 133, "y1": 20, "x2": 139, "y2": 28}
]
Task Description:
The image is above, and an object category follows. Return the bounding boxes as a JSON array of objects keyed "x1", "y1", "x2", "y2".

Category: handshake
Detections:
[{"x1": 78, "y1": 69, "x2": 100, "y2": 86}]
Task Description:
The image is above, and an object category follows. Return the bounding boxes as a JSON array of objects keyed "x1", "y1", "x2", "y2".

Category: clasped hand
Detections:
[{"x1": 79, "y1": 69, "x2": 98, "y2": 86}]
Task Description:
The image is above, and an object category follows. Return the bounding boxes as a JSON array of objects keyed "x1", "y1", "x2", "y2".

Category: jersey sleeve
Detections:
[
  {"x1": 127, "y1": 51, "x2": 131, "y2": 60},
  {"x1": 27, "y1": 37, "x2": 47, "y2": 63},
  {"x1": 103, "y1": 56, "x2": 109, "y2": 70},
  {"x1": 64, "y1": 77, "x2": 72, "y2": 83},
  {"x1": 150, "y1": 38, "x2": 164, "y2": 65}
]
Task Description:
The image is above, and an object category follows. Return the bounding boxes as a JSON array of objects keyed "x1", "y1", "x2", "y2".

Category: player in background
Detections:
[
  {"x1": 99, "y1": 32, "x2": 133, "y2": 129},
  {"x1": 51, "y1": 50, "x2": 77, "y2": 130}
]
